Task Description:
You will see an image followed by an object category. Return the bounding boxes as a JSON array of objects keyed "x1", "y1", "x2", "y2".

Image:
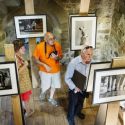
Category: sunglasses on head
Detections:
[{"x1": 85, "y1": 46, "x2": 93, "y2": 49}]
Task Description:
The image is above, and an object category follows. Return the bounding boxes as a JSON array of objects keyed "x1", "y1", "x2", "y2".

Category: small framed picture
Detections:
[
  {"x1": 87, "y1": 62, "x2": 111, "y2": 92},
  {"x1": 70, "y1": 15, "x2": 97, "y2": 50},
  {"x1": 14, "y1": 15, "x2": 47, "y2": 38},
  {"x1": 0, "y1": 61, "x2": 19, "y2": 96},
  {"x1": 93, "y1": 68, "x2": 125, "y2": 105}
]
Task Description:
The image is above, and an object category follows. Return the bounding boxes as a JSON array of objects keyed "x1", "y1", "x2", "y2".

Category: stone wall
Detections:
[
  {"x1": 109, "y1": 0, "x2": 125, "y2": 57},
  {"x1": 89, "y1": 0, "x2": 116, "y2": 61},
  {"x1": 0, "y1": 0, "x2": 125, "y2": 62}
]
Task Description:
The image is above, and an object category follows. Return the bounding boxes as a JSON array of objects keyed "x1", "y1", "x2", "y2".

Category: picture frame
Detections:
[
  {"x1": 93, "y1": 68, "x2": 125, "y2": 105},
  {"x1": 14, "y1": 15, "x2": 47, "y2": 38},
  {"x1": 70, "y1": 15, "x2": 97, "y2": 50},
  {"x1": 0, "y1": 61, "x2": 19, "y2": 96},
  {"x1": 87, "y1": 62, "x2": 111, "y2": 92}
]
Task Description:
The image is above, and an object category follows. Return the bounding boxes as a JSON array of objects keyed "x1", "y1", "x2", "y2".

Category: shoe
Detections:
[
  {"x1": 48, "y1": 98, "x2": 58, "y2": 106},
  {"x1": 77, "y1": 113, "x2": 85, "y2": 119}
]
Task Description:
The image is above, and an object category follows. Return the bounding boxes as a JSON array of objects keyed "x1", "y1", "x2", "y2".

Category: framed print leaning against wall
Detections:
[
  {"x1": 93, "y1": 68, "x2": 125, "y2": 105},
  {"x1": 70, "y1": 16, "x2": 97, "y2": 50},
  {"x1": 0, "y1": 61, "x2": 19, "y2": 96},
  {"x1": 86, "y1": 61, "x2": 111, "y2": 92},
  {"x1": 14, "y1": 15, "x2": 47, "y2": 38}
]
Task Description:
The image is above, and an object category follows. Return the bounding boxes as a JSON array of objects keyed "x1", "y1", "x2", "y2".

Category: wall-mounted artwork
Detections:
[
  {"x1": 0, "y1": 61, "x2": 18, "y2": 96},
  {"x1": 87, "y1": 62, "x2": 111, "y2": 92},
  {"x1": 14, "y1": 15, "x2": 47, "y2": 38},
  {"x1": 93, "y1": 68, "x2": 125, "y2": 105},
  {"x1": 70, "y1": 16, "x2": 97, "y2": 50}
]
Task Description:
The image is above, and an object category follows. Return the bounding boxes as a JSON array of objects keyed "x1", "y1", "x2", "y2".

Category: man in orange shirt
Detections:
[{"x1": 33, "y1": 32, "x2": 63, "y2": 106}]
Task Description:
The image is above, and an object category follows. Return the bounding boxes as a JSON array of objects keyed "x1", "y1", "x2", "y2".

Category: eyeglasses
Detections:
[
  {"x1": 85, "y1": 46, "x2": 93, "y2": 49},
  {"x1": 48, "y1": 38, "x2": 55, "y2": 41}
]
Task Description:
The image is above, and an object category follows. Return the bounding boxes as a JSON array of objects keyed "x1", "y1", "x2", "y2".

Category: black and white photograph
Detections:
[
  {"x1": 0, "y1": 68, "x2": 11, "y2": 90},
  {"x1": 93, "y1": 68, "x2": 125, "y2": 105},
  {"x1": 70, "y1": 16, "x2": 97, "y2": 50},
  {"x1": 87, "y1": 62, "x2": 111, "y2": 92},
  {"x1": 14, "y1": 15, "x2": 47, "y2": 38},
  {"x1": 0, "y1": 61, "x2": 18, "y2": 96}
]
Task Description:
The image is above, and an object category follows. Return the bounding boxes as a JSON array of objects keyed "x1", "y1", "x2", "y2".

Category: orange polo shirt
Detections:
[{"x1": 33, "y1": 41, "x2": 63, "y2": 73}]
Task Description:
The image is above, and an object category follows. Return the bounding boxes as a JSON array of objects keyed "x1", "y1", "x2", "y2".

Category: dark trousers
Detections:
[{"x1": 67, "y1": 90, "x2": 85, "y2": 125}]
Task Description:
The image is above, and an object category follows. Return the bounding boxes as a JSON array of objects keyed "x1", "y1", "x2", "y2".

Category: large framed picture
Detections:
[
  {"x1": 87, "y1": 62, "x2": 111, "y2": 92},
  {"x1": 93, "y1": 68, "x2": 125, "y2": 105},
  {"x1": 14, "y1": 15, "x2": 47, "y2": 38},
  {"x1": 0, "y1": 61, "x2": 19, "y2": 96},
  {"x1": 70, "y1": 15, "x2": 97, "y2": 50}
]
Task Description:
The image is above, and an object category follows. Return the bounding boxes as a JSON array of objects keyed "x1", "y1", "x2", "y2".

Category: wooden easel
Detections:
[
  {"x1": 24, "y1": 0, "x2": 39, "y2": 89},
  {"x1": 79, "y1": 0, "x2": 90, "y2": 15},
  {"x1": 24, "y1": 0, "x2": 36, "y2": 112},
  {"x1": 94, "y1": 57, "x2": 125, "y2": 125},
  {"x1": 79, "y1": 0, "x2": 91, "y2": 108}
]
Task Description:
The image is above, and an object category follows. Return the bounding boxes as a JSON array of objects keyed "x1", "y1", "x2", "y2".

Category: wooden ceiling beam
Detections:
[{"x1": 79, "y1": 0, "x2": 90, "y2": 15}]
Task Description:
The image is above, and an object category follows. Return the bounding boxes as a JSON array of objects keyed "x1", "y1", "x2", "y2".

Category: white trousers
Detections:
[{"x1": 39, "y1": 71, "x2": 61, "y2": 93}]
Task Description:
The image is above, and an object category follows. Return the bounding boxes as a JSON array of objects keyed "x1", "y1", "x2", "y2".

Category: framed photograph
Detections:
[
  {"x1": 14, "y1": 15, "x2": 47, "y2": 38},
  {"x1": 87, "y1": 62, "x2": 111, "y2": 92},
  {"x1": 93, "y1": 68, "x2": 125, "y2": 105},
  {"x1": 0, "y1": 61, "x2": 19, "y2": 96},
  {"x1": 70, "y1": 15, "x2": 97, "y2": 50}
]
